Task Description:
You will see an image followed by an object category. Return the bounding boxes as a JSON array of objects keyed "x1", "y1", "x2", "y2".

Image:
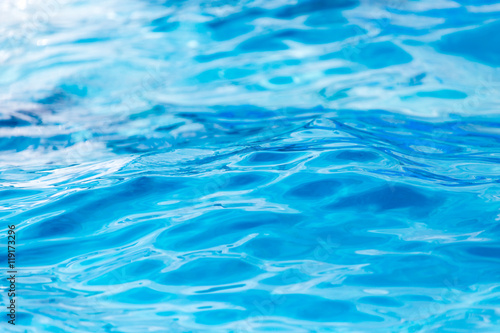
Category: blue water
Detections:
[{"x1": 1, "y1": 0, "x2": 500, "y2": 332}]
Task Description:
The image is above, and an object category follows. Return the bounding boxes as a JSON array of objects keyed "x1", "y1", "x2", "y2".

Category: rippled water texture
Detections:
[{"x1": 1, "y1": 0, "x2": 500, "y2": 332}]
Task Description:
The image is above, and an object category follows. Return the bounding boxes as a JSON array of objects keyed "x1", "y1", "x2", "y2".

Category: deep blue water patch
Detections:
[{"x1": 434, "y1": 20, "x2": 500, "y2": 66}]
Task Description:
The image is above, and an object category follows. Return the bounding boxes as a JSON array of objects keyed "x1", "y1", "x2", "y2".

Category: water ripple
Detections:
[{"x1": 2, "y1": 0, "x2": 500, "y2": 332}]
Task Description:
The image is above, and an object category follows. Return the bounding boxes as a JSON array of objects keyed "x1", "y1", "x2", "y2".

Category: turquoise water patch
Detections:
[{"x1": 417, "y1": 89, "x2": 467, "y2": 99}]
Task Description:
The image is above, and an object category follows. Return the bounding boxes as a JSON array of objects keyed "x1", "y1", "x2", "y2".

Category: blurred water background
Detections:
[{"x1": 1, "y1": 0, "x2": 500, "y2": 332}]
